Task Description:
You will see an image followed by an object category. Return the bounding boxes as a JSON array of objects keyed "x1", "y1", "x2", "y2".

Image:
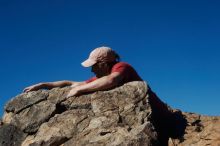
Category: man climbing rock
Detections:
[
  {"x1": 23, "y1": 46, "x2": 186, "y2": 146},
  {"x1": 23, "y1": 46, "x2": 142, "y2": 97}
]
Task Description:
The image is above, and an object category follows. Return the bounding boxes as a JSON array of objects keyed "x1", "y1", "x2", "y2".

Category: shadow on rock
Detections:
[{"x1": 148, "y1": 88, "x2": 187, "y2": 146}]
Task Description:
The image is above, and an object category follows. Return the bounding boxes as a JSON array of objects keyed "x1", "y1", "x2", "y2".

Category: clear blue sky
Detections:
[{"x1": 0, "y1": 0, "x2": 220, "y2": 117}]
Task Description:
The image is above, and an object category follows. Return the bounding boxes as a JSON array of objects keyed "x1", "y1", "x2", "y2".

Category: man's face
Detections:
[{"x1": 91, "y1": 62, "x2": 110, "y2": 78}]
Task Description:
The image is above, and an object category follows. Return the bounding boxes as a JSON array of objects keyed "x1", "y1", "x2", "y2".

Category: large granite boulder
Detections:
[
  {"x1": 1, "y1": 81, "x2": 158, "y2": 146},
  {"x1": 1, "y1": 81, "x2": 219, "y2": 146}
]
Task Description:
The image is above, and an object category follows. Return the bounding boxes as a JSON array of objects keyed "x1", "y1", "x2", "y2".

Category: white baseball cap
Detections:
[{"x1": 81, "y1": 46, "x2": 117, "y2": 67}]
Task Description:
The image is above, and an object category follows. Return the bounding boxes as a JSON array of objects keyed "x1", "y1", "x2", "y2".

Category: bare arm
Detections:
[
  {"x1": 67, "y1": 72, "x2": 123, "y2": 98},
  {"x1": 23, "y1": 80, "x2": 86, "y2": 93}
]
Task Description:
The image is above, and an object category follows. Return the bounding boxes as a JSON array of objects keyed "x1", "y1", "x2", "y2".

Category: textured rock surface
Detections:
[
  {"x1": 1, "y1": 81, "x2": 159, "y2": 146},
  {"x1": 169, "y1": 112, "x2": 220, "y2": 146},
  {"x1": 0, "y1": 123, "x2": 27, "y2": 146},
  {"x1": 1, "y1": 81, "x2": 219, "y2": 146}
]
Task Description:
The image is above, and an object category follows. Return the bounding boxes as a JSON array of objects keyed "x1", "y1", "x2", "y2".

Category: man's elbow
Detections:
[{"x1": 107, "y1": 76, "x2": 120, "y2": 88}]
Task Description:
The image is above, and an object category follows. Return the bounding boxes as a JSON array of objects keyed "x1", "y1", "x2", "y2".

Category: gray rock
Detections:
[
  {"x1": 25, "y1": 109, "x2": 92, "y2": 146},
  {"x1": 61, "y1": 94, "x2": 92, "y2": 110},
  {"x1": 5, "y1": 90, "x2": 49, "y2": 114},
  {"x1": 1, "y1": 81, "x2": 219, "y2": 146},
  {"x1": 3, "y1": 81, "x2": 207, "y2": 146},
  {"x1": 11, "y1": 100, "x2": 56, "y2": 133},
  {"x1": 47, "y1": 87, "x2": 70, "y2": 104},
  {"x1": 0, "y1": 124, "x2": 27, "y2": 146}
]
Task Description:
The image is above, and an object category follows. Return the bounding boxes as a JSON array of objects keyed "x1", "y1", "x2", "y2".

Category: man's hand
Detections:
[
  {"x1": 66, "y1": 87, "x2": 81, "y2": 99},
  {"x1": 23, "y1": 83, "x2": 43, "y2": 93}
]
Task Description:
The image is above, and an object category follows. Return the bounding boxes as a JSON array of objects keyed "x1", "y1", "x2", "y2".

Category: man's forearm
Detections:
[
  {"x1": 66, "y1": 72, "x2": 122, "y2": 97},
  {"x1": 76, "y1": 76, "x2": 116, "y2": 93},
  {"x1": 42, "y1": 80, "x2": 78, "y2": 89},
  {"x1": 24, "y1": 80, "x2": 85, "y2": 93}
]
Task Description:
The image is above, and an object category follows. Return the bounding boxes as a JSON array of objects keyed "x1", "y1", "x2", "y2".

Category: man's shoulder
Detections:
[
  {"x1": 111, "y1": 62, "x2": 133, "y2": 73},
  {"x1": 113, "y1": 62, "x2": 131, "y2": 67}
]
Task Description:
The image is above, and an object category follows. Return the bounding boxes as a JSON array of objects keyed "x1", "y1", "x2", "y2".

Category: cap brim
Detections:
[{"x1": 81, "y1": 59, "x2": 96, "y2": 67}]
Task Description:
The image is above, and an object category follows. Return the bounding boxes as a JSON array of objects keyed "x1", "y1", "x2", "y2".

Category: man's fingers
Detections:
[
  {"x1": 23, "y1": 89, "x2": 29, "y2": 93},
  {"x1": 23, "y1": 88, "x2": 28, "y2": 93},
  {"x1": 23, "y1": 87, "x2": 31, "y2": 93}
]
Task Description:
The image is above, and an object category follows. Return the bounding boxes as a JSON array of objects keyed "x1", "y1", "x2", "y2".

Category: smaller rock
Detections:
[
  {"x1": 25, "y1": 109, "x2": 92, "y2": 145},
  {"x1": 47, "y1": 87, "x2": 70, "y2": 104},
  {"x1": 11, "y1": 100, "x2": 56, "y2": 133},
  {"x1": 2, "y1": 112, "x2": 14, "y2": 124},
  {"x1": 0, "y1": 124, "x2": 27, "y2": 146},
  {"x1": 5, "y1": 90, "x2": 49, "y2": 114}
]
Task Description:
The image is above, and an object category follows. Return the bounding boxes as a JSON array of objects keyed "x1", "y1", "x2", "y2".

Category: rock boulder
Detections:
[
  {"x1": 1, "y1": 82, "x2": 158, "y2": 146},
  {"x1": 1, "y1": 81, "x2": 219, "y2": 146}
]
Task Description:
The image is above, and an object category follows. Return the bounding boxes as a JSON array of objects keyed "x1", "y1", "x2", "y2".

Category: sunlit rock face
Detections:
[
  {"x1": 1, "y1": 81, "x2": 219, "y2": 146},
  {"x1": 1, "y1": 82, "x2": 159, "y2": 146}
]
